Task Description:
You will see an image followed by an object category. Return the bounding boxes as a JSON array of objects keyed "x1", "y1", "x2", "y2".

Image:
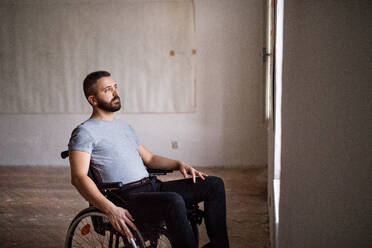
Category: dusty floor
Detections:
[{"x1": 0, "y1": 166, "x2": 269, "y2": 248}]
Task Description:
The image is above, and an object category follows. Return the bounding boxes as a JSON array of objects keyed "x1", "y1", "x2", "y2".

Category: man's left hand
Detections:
[{"x1": 179, "y1": 162, "x2": 208, "y2": 183}]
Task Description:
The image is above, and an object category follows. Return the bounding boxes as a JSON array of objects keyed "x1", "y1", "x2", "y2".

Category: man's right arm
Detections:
[{"x1": 69, "y1": 150, "x2": 136, "y2": 237}]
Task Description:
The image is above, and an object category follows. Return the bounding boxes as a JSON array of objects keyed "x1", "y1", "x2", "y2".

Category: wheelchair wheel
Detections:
[
  {"x1": 65, "y1": 207, "x2": 146, "y2": 248},
  {"x1": 142, "y1": 226, "x2": 172, "y2": 248}
]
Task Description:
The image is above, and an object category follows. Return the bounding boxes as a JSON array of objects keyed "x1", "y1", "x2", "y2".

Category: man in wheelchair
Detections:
[{"x1": 68, "y1": 71, "x2": 229, "y2": 248}]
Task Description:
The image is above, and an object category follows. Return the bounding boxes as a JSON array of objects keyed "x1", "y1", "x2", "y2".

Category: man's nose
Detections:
[{"x1": 113, "y1": 88, "x2": 119, "y2": 96}]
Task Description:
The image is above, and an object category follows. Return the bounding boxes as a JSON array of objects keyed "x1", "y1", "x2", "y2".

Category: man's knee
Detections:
[
  {"x1": 202, "y1": 176, "x2": 226, "y2": 201},
  {"x1": 206, "y1": 176, "x2": 225, "y2": 191}
]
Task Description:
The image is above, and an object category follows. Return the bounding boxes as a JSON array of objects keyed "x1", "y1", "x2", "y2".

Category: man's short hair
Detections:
[{"x1": 83, "y1": 71, "x2": 111, "y2": 99}]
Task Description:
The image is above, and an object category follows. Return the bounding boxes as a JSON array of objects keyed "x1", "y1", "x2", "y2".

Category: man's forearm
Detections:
[
  {"x1": 146, "y1": 154, "x2": 181, "y2": 170},
  {"x1": 72, "y1": 175, "x2": 116, "y2": 214}
]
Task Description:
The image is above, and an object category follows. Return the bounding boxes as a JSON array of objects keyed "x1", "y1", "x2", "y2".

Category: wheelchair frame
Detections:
[{"x1": 62, "y1": 150, "x2": 204, "y2": 248}]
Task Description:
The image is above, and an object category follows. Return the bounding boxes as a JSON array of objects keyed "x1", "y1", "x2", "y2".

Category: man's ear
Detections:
[{"x1": 87, "y1": 95, "x2": 97, "y2": 106}]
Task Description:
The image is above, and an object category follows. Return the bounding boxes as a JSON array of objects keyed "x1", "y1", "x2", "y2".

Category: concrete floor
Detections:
[{"x1": 0, "y1": 166, "x2": 269, "y2": 248}]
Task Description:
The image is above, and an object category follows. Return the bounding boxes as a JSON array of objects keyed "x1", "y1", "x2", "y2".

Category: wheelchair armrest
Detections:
[
  {"x1": 99, "y1": 182, "x2": 123, "y2": 190},
  {"x1": 146, "y1": 168, "x2": 174, "y2": 176}
]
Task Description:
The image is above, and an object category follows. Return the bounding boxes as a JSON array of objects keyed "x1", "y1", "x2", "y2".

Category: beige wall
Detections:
[
  {"x1": 0, "y1": 0, "x2": 267, "y2": 167},
  {"x1": 279, "y1": 1, "x2": 372, "y2": 247}
]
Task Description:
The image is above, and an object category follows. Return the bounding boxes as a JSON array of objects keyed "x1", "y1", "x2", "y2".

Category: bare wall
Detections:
[
  {"x1": 279, "y1": 1, "x2": 372, "y2": 247},
  {"x1": 0, "y1": 0, "x2": 267, "y2": 167}
]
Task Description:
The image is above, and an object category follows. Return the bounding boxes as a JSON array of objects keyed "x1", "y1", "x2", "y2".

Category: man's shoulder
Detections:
[
  {"x1": 71, "y1": 118, "x2": 132, "y2": 134},
  {"x1": 70, "y1": 119, "x2": 100, "y2": 138},
  {"x1": 70, "y1": 122, "x2": 92, "y2": 138},
  {"x1": 73, "y1": 119, "x2": 94, "y2": 131}
]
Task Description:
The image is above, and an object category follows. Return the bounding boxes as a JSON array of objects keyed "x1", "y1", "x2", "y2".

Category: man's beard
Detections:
[{"x1": 96, "y1": 96, "x2": 121, "y2": 112}]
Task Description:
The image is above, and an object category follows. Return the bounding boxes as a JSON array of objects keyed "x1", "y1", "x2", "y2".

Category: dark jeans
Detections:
[{"x1": 117, "y1": 176, "x2": 229, "y2": 248}]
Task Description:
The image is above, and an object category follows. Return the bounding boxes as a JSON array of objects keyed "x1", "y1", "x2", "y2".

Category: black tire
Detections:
[{"x1": 65, "y1": 207, "x2": 146, "y2": 248}]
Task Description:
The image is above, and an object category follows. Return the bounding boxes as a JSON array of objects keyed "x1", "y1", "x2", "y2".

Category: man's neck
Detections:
[{"x1": 90, "y1": 108, "x2": 114, "y2": 121}]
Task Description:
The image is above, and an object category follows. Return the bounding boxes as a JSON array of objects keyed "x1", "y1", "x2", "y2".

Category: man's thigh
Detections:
[
  {"x1": 123, "y1": 191, "x2": 186, "y2": 222},
  {"x1": 159, "y1": 176, "x2": 223, "y2": 206}
]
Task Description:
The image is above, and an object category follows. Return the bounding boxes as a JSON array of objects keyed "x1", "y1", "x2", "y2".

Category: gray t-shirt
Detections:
[{"x1": 68, "y1": 118, "x2": 149, "y2": 184}]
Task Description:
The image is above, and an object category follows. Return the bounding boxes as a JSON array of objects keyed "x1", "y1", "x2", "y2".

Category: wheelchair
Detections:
[{"x1": 61, "y1": 150, "x2": 204, "y2": 248}]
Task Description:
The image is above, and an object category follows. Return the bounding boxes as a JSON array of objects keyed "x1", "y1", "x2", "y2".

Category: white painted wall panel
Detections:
[
  {"x1": 0, "y1": 0, "x2": 195, "y2": 113},
  {"x1": 0, "y1": 0, "x2": 266, "y2": 167}
]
